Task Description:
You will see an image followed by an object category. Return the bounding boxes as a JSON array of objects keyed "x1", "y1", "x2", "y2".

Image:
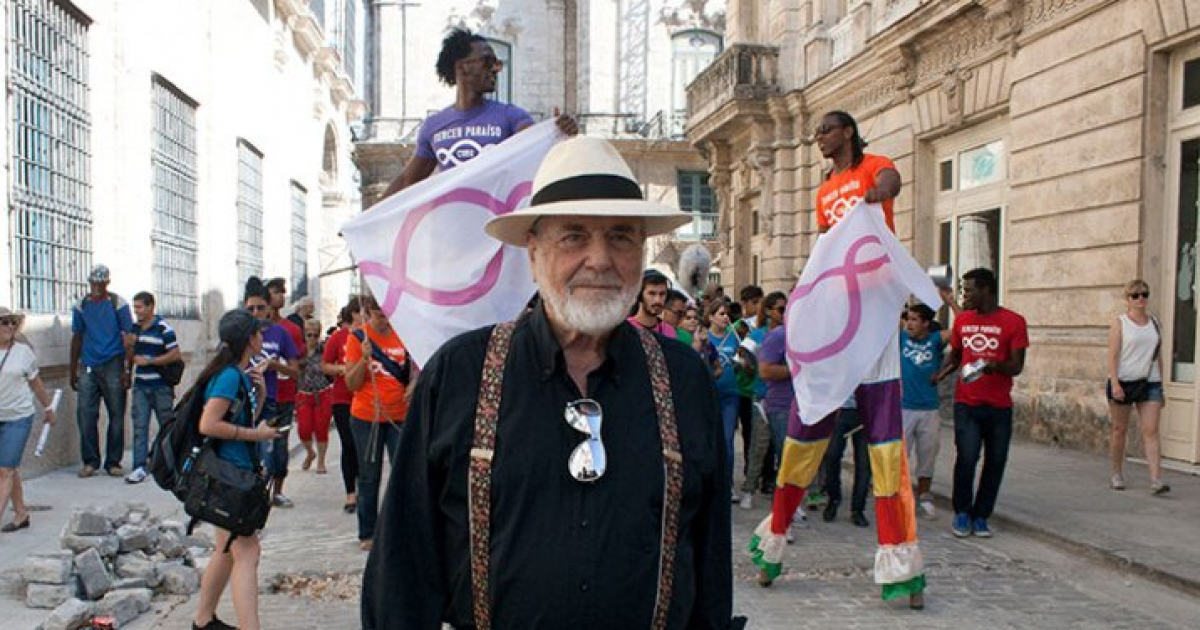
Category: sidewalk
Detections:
[{"x1": 923, "y1": 424, "x2": 1200, "y2": 597}]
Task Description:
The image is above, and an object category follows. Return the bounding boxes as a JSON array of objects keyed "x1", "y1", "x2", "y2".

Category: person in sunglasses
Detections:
[
  {"x1": 379, "y1": 27, "x2": 579, "y2": 198},
  {"x1": 363, "y1": 136, "x2": 734, "y2": 629}
]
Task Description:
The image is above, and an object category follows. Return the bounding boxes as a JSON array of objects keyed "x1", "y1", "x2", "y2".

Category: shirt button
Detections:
[
  {"x1": 580, "y1": 582, "x2": 589, "y2": 592},
  {"x1": 580, "y1": 520, "x2": 588, "y2": 529}
]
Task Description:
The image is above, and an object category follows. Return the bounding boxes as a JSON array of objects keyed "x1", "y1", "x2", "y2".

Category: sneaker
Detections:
[
  {"x1": 106, "y1": 465, "x2": 125, "y2": 478},
  {"x1": 972, "y1": 517, "x2": 992, "y2": 538},
  {"x1": 77, "y1": 466, "x2": 97, "y2": 479},
  {"x1": 272, "y1": 494, "x2": 295, "y2": 508},
  {"x1": 952, "y1": 512, "x2": 971, "y2": 538},
  {"x1": 731, "y1": 491, "x2": 740, "y2": 503},
  {"x1": 193, "y1": 616, "x2": 237, "y2": 630},
  {"x1": 738, "y1": 491, "x2": 754, "y2": 511},
  {"x1": 125, "y1": 468, "x2": 148, "y2": 484},
  {"x1": 1110, "y1": 474, "x2": 1126, "y2": 490},
  {"x1": 1151, "y1": 481, "x2": 1171, "y2": 496},
  {"x1": 803, "y1": 490, "x2": 828, "y2": 510},
  {"x1": 918, "y1": 500, "x2": 937, "y2": 521}
]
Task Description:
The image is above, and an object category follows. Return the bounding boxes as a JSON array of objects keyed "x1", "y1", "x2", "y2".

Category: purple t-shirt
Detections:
[
  {"x1": 760, "y1": 326, "x2": 793, "y2": 415},
  {"x1": 250, "y1": 323, "x2": 300, "y2": 401},
  {"x1": 416, "y1": 100, "x2": 534, "y2": 171}
]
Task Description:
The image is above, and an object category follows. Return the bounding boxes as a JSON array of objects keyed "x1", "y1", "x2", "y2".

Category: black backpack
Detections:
[{"x1": 148, "y1": 375, "x2": 245, "y2": 500}]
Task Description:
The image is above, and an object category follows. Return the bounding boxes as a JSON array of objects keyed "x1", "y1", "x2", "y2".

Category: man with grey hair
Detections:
[{"x1": 363, "y1": 136, "x2": 733, "y2": 629}]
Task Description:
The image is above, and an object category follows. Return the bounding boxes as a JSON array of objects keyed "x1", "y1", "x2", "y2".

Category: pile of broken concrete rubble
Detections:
[{"x1": 19, "y1": 503, "x2": 213, "y2": 630}]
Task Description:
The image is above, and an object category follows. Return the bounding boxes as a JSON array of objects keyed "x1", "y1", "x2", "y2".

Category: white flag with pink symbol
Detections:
[
  {"x1": 785, "y1": 201, "x2": 942, "y2": 424},
  {"x1": 341, "y1": 121, "x2": 562, "y2": 366}
]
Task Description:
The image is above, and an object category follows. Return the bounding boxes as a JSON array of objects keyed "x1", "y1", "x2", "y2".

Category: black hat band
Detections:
[{"x1": 530, "y1": 174, "x2": 644, "y2": 206}]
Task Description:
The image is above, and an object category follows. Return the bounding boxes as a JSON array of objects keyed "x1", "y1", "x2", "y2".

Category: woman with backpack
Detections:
[
  {"x1": 192, "y1": 309, "x2": 284, "y2": 630},
  {"x1": 0, "y1": 306, "x2": 55, "y2": 534}
]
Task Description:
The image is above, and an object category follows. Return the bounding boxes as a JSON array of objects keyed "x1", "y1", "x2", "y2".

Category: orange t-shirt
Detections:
[
  {"x1": 344, "y1": 325, "x2": 410, "y2": 422},
  {"x1": 815, "y1": 153, "x2": 897, "y2": 233}
]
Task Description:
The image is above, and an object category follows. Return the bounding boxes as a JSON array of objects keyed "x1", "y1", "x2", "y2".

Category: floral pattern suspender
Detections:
[{"x1": 468, "y1": 323, "x2": 683, "y2": 630}]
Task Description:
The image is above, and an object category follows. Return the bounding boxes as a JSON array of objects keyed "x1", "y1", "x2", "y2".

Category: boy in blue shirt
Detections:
[{"x1": 900, "y1": 303, "x2": 949, "y2": 520}]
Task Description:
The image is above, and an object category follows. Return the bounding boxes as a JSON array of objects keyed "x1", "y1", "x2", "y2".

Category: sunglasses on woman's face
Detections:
[
  {"x1": 1128, "y1": 292, "x2": 1149, "y2": 299},
  {"x1": 0, "y1": 318, "x2": 18, "y2": 327}
]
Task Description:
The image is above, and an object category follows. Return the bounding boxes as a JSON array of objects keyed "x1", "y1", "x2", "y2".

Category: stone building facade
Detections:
[
  {"x1": 353, "y1": 0, "x2": 725, "y2": 282},
  {"x1": 687, "y1": 0, "x2": 1200, "y2": 465},
  {"x1": 0, "y1": 0, "x2": 366, "y2": 472}
]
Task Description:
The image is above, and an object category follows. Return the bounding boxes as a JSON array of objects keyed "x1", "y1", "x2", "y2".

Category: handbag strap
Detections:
[{"x1": 467, "y1": 323, "x2": 683, "y2": 630}]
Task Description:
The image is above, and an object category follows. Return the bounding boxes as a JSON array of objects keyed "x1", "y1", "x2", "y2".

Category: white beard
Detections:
[{"x1": 540, "y1": 278, "x2": 639, "y2": 336}]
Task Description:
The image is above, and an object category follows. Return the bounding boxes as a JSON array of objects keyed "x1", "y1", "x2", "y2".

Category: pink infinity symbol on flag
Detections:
[
  {"x1": 787, "y1": 235, "x2": 889, "y2": 363},
  {"x1": 359, "y1": 183, "x2": 532, "y2": 313}
]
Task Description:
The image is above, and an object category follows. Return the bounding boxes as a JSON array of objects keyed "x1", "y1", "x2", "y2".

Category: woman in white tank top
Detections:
[{"x1": 1105, "y1": 279, "x2": 1169, "y2": 495}]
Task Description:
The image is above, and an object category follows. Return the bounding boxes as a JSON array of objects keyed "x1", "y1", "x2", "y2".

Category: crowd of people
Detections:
[{"x1": 0, "y1": 28, "x2": 1177, "y2": 629}]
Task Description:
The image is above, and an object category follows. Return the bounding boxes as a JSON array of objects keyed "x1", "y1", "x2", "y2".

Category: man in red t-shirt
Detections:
[
  {"x1": 814, "y1": 111, "x2": 901, "y2": 234},
  {"x1": 935, "y1": 267, "x2": 1028, "y2": 540}
]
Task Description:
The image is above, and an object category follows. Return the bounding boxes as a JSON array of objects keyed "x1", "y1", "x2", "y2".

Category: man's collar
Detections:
[{"x1": 528, "y1": 302, "x2": 629, "y2": 386}]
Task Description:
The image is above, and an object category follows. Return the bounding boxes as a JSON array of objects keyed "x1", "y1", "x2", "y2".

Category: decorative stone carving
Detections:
[
  {"x1": 914, "y1": 8, "x2": 993, "y2": 84},
  {"x1": 942, "y1": 66, "x2": 973, "y2": 127},
  {"x1": 658, "y1": 0, "x2": 726, "y2": 33},
  {"x1": 1023, "y1": 0, "x2": 1083, "y2": 25},
  {"x1": 985, "y1": 0, "x2": 1024, "y2": 54},
  {"x1": 748, "y1": 147, "x2": 775, "y2": 241}
]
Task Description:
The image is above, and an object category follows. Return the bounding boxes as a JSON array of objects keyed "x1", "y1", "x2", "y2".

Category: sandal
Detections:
[
  {"x1": 909, "y1": 592, "x2": 925, "y2": 610},
  {"x1": 302, "y1": 452, "x2": 315, "y2": 471},
  {"x1": 1, "y1": 515, "x2": 30, "y2": 533}
]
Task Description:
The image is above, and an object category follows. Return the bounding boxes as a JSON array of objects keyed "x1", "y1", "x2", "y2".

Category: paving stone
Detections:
[
  {"x1": 42, "y1": 598, "x2": 93, "y2": 630},
  {"x1": 95, "y1": 587, "x2": 153, "y2": 625},
  {"x1": 116, "y1": 523, "x2": 156, "y2": 553},
  {"x1": 23, "y1": 552, "x2": 73, "y2": 585},
  {"x1": 26, "y1": 582, "x2": 74, "y2": 609},
  {"x1": 159, "y1": 565, "x2": 199, "y2": 595},
  {"x1": 67, "y1": 509, "x2": 111, "y2": 536},
  {"x1": 73, "y1": 548, "x2": 113, "y2": 600},
  {"x1": 115, "y1": 554, "x2": 159, "y2": 587}
]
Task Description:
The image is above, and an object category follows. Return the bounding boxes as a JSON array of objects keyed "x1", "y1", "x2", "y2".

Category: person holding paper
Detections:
[{"x1": 0, "y1": 306, "x2": 56, "y2": 533}]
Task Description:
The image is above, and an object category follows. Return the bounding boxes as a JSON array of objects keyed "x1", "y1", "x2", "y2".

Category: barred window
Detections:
[
  {"x1": 291, "y1": 182, "x2": 309, "y2": 299},
  {"x1": 151, "y1": 76, "x2": 199, "y2": 319},
  {"x1": 236, "y1": 140, "x2": 264, "y2": 283},
  {"x1": 8, "y1": 0, "x2": 93, "y2": 313},
  {"x1": 341, "y1": 0, "x2": 357, "y2": 80}
]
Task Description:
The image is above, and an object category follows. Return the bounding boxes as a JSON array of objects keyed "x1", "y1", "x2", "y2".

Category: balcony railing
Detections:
[
  {"x1": 829, "y1": 18, "x2": 854, "y2": 68},
  {"x1": 673, "y1": 212, "x2": 719, "y2": 242},
  {"x1": 686, "y1": 44, "x2": 780, "y2": 126}
]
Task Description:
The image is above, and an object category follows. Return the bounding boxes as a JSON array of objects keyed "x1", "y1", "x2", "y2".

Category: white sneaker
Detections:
[
  {"x1": 739, "y1": 491, "x2": 754, "y2": 511},
  {"x1": 786, "y1": 509, "x2": 806, "y2": 543},
  {"x1": 918, "y1": 500, "x2": 937, "y2": 520},
  {"x1": 124, "y1": 467, "x2": 148, "y2": 484}
]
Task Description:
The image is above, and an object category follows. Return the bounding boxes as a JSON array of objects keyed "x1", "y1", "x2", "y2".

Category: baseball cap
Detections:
[
  {"x1": 88, "y1": 264, "x2": 110, "y2": 283},
  {"x1": 218, "y1": 309, "x2": 271, "y2": 347}
]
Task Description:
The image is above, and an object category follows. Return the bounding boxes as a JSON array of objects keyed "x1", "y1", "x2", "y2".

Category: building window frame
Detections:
[
  {"x1": 670, "y1": 29, "x2": 722, "y2": 139},
  {"x1": 1164, "y1": 42, "x2": 1200, "y2": 385},
  {"x1": 7, "y1": 0, "x2": 93, "y2": 313},
  {"x1": 236, "y1": 140, "x2": 265, "y2": 283},
  {"x1": 150, "y1": 75, "x2": 200, "y2": 319},
  {"x1": 486, "y1": 38, "x2": 513, "y2": 104},
  {"x1": 291, "y1": 182, "x2": 309, "y2": 299},
  {"x1": 675, "y1": 170, "x2": 719, "y2": 241}
]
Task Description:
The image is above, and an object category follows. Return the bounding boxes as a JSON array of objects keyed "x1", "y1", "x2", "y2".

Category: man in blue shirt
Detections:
[
  {"x1": 125, "y1": 291, "x2": 181, "y2": 484},
  {"x1": 70, "y1": 264, "x2": 135, "y2": 478}
]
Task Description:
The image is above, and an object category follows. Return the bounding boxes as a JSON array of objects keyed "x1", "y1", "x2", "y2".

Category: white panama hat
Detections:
[{"x1": 485, "y1": 135, "x2": 692, "y2": 246}]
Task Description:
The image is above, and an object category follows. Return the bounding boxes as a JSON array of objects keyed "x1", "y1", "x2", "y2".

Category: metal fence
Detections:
[
  {"x1": 8, "y1": 0, "x2": 93, "y2": 313},
  {"x1": 236, "y1": 140, "x2": 264, "y2": 283},
  {"x1": 291, "y1": 182, "x2": 308, "y2": 298},
  {"x1": 151, "y1": 77, "x2": 199, "y2": 318}
]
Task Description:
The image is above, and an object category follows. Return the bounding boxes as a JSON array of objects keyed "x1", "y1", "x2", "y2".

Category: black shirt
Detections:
[{"x1": 363, "y1": 305, "x2": 732, "y2": 629}]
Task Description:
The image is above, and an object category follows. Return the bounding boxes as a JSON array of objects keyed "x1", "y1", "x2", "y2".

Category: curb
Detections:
[{"x1": 924, "y1": 488, "x2": 1200, "y2": 599}]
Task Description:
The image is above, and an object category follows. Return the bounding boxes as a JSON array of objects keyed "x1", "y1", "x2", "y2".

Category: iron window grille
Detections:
[
  {"x1": 8, "y1": 0, "x2": 93, "y2": 313},
  {"x1": 150, "y1": 76, "x2": 199, "y2": 319},
  {"x1": 291, "y1": 182, "x2": 308, "y2": 299},
  {"x1": 236, "y1": 140, "x2": 264, "y2": 283}
]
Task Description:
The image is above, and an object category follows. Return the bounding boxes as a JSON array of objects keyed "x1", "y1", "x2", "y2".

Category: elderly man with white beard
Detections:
[{"x1": 362, "y1": 136, "x2": 733, "y2": 630}]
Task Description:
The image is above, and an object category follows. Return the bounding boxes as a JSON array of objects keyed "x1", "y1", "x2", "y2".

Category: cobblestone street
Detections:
[{"x1": 111, "y1": 437, "x2": 1198, "y2": 629}]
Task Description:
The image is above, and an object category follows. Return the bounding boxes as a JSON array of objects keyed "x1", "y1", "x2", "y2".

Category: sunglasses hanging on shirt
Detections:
[{"x1": 564, "y1": 399, "x2": 606, "y2": 482}]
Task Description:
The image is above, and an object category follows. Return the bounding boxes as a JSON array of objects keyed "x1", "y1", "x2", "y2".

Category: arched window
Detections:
[{"x1": 671, "y1": 30, "x2": 722, "y2": 137}]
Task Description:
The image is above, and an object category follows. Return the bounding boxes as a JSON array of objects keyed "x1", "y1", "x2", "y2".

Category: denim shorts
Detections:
[
  {"x1": 0, "y1": 414, "x2": 34, "y2": 468},
  {"x1": 1106, "y1": 380, "x2": 1164, "y2": 405}
]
